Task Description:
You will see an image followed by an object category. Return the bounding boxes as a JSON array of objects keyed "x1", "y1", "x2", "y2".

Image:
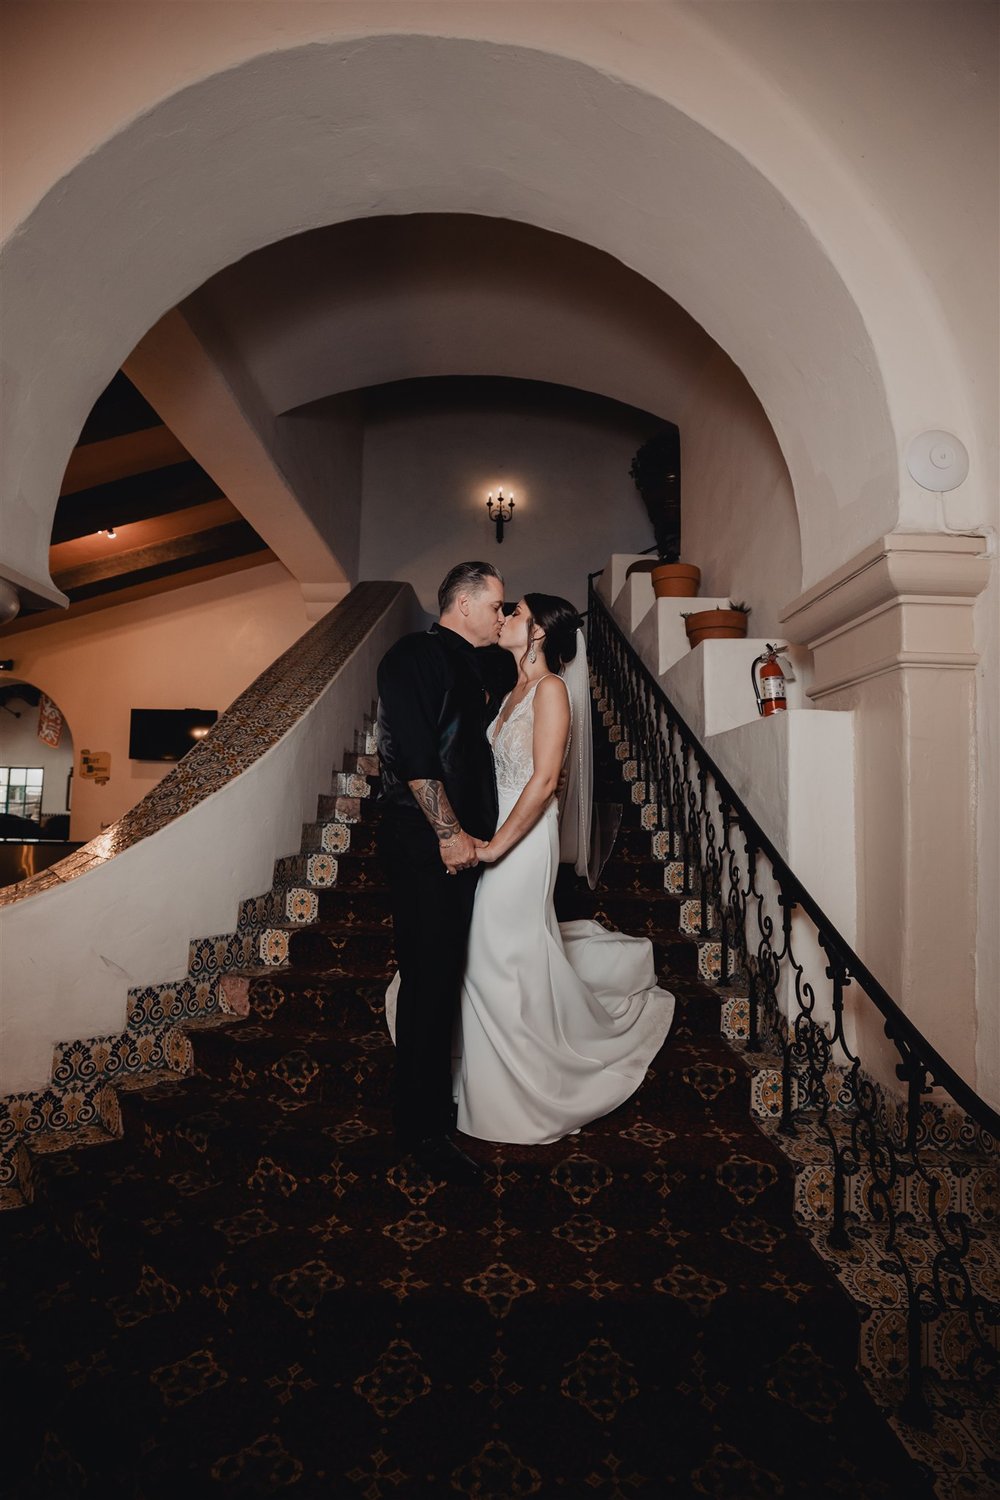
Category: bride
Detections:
[{"x1": 454, "y1": 593, "x2": 675, "y2": 1146}]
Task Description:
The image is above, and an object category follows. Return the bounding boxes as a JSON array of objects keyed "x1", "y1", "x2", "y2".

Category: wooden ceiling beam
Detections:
[
  {"x1": 60, "y1": 426, "x2": 190, "y2": 496},
  {"x1": 0, "y1": 553, "x2": 279, "y2": 637},
  {"x1": 49, "y1": 498, "x2": 243, "y2": 574},
  {"x1": 52, "y1": 521, "x2": 268, "y2": 599},
  {"x1": 51, "y1": 461, "x2": 224, "y2": 543}
]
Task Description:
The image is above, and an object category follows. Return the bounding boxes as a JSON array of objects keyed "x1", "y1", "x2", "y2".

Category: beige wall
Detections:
[
  {"x1": 357, "y1": 376, "x2": 798, "y2": 630},
  {"x1": 358, "y1": 386, "x2": 656, "y2": 614},
  {"x1": 679, "y1": 347, "x2": 800, "y2": 634},
  {"x1": 2, "y1": 563, "x2": 310, "y2": 842},
  {"x1": 0, "y1": 2, "x2": 994, "y2": 1099}
]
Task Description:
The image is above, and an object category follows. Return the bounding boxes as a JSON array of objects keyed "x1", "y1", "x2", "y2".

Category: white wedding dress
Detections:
[{"x1": 454, "y1": 675, "x2": 675, "y2": 1145}]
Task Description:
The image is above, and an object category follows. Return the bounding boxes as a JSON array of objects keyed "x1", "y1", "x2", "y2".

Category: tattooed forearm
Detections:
[{"x1": 408, "y1": 780, "x2": 462, "y2": 841}]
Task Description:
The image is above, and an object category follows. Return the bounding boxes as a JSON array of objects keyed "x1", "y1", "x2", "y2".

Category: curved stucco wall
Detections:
[
  {"x1": 183, "y1": 215, "x2": 767, "y2": 427},
  {"x1": 0, "y1": 582, "x2": 421, "y2": 1096},
  {"x1": 2, "y1": 14, "x2": 989, "y2": 612},
  {"x1": 0, "y1": 4, "x2": 994, "y2": 1101}
]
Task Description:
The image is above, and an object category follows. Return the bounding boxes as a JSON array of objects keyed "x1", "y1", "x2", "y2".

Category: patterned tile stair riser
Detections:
[
  {"x1": 0, "y1": 740, "x2": 382, "y2": 1209},
  {"x1": 0, "y1": 693, "x2": 943, "y2": 1498}
]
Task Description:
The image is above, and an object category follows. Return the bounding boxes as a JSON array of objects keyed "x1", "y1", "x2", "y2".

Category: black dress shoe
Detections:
[{"x1": 408, "y1": 1134, "x2": 483, "y2": 1185}]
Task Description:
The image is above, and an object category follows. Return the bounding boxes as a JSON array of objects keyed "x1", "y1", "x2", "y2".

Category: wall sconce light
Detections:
[
  {"x1": 98, "y1": 526, "x2": 117, "y2": 540},
  {"x1": 486, "y1": 489, "x2": 515, "y2": 544}
]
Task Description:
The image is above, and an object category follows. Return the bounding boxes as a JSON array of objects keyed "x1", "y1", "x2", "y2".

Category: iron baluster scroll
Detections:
[{"x1": 586, "y1": 573, "x2": 999, "y2": 1426}]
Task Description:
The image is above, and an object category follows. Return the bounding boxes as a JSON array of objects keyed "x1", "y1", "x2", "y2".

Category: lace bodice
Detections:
[{"x1": 489, "y1": 676, "x2": 570, "y2": 798}]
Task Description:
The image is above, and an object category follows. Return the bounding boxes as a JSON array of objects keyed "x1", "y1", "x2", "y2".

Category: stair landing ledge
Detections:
[
  {"x1": 634, "y1": 598, "x2": 740, "y2": 686},
  {"x1": 707, "y1": 709, "x2": 856, "y2": 948},
  {"x1": 660, "y1": 636, "x2": 814, "y2": 740},
  {"x1": 594, "y1": 553, "x2": 650, "y2": 609}
]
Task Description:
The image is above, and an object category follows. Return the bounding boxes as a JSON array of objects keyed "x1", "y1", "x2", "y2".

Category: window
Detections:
[{"x1": 0, "y1": 767, "x2": 44, "y2": 824}]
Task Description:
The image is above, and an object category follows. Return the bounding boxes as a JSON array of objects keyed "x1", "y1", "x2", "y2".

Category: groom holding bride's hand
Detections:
[{"x1": 376, "y1": 561, "x2": 505, "y2": 1181}]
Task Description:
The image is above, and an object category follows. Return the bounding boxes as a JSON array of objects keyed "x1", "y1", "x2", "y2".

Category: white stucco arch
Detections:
[{"x1": 0, "y1": 27, "x2": 979, "y2": 610}]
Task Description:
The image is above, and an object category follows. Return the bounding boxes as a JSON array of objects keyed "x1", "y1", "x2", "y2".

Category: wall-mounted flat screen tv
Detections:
[{"x1": 129, "y1": 708, "x2": 218, "y2": 762}]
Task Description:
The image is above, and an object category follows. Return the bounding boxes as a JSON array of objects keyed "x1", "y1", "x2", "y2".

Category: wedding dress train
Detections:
[{"x1": 454, "y1": 677, "x2": 675, "y2": 1145}]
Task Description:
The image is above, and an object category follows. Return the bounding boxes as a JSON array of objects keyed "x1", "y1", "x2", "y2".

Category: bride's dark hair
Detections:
[{"x1": 523, "y1": 593, "x2": 583, "y2": 673}]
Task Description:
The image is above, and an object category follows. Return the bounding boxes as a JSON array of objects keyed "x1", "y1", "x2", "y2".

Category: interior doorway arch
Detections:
[
  {"x1": 0, "y1": 31, "x2": 951, "y2": 611},
  {"x1": 0, "y1": 678, "x2": 76, "y2": 885}
]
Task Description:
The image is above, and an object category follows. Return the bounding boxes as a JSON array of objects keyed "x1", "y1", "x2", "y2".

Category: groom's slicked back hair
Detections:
[{"x1": 438, "y1": 561, "x2": 503, "y2": 615}]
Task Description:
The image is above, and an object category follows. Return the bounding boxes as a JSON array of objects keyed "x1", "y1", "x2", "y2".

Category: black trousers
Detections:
[{"x1": 378, "y1": 814, "x2": 480, "y2": 1147}]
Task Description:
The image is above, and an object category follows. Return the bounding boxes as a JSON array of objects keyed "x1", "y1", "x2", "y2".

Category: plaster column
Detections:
[{"x1": 780, "y1": 534, "x2": 991, "y2": 1091}]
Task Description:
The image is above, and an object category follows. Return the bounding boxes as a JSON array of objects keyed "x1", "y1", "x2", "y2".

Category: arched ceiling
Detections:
[
  {"x1": 0, "y1": 30, "x2": 921, "y2": 607},
  {"x1": 183, "y1": 215, "x2": 725, "y2": 426}
]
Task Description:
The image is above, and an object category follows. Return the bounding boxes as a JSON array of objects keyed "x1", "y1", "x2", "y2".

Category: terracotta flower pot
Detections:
[
  {"x1": 651, "y1": 563, "x2": 701, "y2": 598},
  {"x1": 684, "y1": 609, "x2": 749, "y2": 649}
]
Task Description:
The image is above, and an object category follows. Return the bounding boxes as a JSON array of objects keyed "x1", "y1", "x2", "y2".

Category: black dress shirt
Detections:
[{"x1": 376, "y1": 624, "x2": 499, "y2": 841}]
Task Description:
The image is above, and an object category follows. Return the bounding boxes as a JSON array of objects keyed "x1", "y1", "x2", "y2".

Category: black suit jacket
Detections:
[{"x1": 376, "y1": 624, "x2": 499, "y2": 842}]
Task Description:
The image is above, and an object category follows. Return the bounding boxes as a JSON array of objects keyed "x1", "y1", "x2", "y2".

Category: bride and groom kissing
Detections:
[{"x1": 376, "y1": 560, "x2": 675, "y2": 1185}]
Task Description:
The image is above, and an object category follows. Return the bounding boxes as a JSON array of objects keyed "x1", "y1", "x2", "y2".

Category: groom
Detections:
[{"x1": 376, "y1": 561, "x2": 506, "y2": 1181}]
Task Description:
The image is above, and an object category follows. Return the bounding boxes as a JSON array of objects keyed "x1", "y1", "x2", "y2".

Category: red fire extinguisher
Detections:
[{"x1": 751, "y1": 644, "x2": 789, "y2": 716}]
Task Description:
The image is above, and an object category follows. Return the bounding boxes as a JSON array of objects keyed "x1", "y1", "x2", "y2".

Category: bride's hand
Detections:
[{"x1": 475, "y1": 839, "x2": 500, "y2": 864}]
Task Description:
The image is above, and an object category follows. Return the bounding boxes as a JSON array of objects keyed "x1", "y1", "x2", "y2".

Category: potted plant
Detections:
[
  {"x1": 683, "y1": 601, "x2": 751, "y2": 649},
  {"x1": 625, "y1": 426, "x2": 700, "y2": 597}
]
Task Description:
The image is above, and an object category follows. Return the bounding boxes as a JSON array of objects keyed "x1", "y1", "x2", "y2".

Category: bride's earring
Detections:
[{"x1": 528, "y1": 637, "x2": 537, "y2": 665}]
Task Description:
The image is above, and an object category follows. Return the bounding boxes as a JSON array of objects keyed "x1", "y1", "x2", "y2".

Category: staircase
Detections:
[{"x1": 1, "y1": 689, "x2": 963, "y2": 1497}]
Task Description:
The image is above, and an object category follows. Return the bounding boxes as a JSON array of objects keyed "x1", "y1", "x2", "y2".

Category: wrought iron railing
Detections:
[{"x1": 588, "y1": 573, "x2": 999, "y2": 1425}]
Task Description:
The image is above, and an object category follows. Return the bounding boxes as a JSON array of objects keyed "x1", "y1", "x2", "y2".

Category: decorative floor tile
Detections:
[
  {"x1": 283, "y1": 889, "x2": 320, "y2": 924},
  {"x1": 259, "y1": 930, "x2": 291, "y2": 968},
  {"x1": 334, "y1": 772, "x2": 371, "y2": 798},
  {"x1": 127, "y1": 978, "x2": 219, "y2": 1029},
  {"x1": 721, "y1": 996, "x2": 751, "y2": 1041},
  {"x1": 679, "y1": 899, "x2": 703, "y2": 935},
  {"x1": 323, "y1": 823, "x2": 353, "y2": 854},
  {"x1": 189, "y1": 932, "x2": 260, "y2": 979}
]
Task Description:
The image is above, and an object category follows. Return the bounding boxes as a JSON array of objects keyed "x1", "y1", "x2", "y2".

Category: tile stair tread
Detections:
[
  {"x1": 251, "y1": 954, "x2": 395, "y2": 980},
  {"x1": 47, "y1": 1227, "x2": 857, "y2": 1351},
  {"x1": 187, "y1": 1007, "x2": 390, "y2": 1038},
  {"x1": 264, "y1": 918, "x2": 394, "y2": 937},
  {"x1": 115, "y1": 1062, "x2": 791, "y2": 1176},
  {"x1": 7, "y1": 1218, "x2": 863, "y2": 1416},
  {"x1": 25, "y1": 1129, "x2": 845, "y2": 1342},
  {"x1": 274, "y1": 858, "x2": 383, "y2": 876}
]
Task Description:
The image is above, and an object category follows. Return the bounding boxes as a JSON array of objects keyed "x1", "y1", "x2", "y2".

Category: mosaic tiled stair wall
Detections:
[
  {"x1": 0, "y1": 579, "x2": 411, "y2": 1209},
  {"x1": 0, "y1": 724, "x2": 380, "y2": 1210},
  {"x1": 593, "y1": 681, "x2": 1000, "y2": 1395}
]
